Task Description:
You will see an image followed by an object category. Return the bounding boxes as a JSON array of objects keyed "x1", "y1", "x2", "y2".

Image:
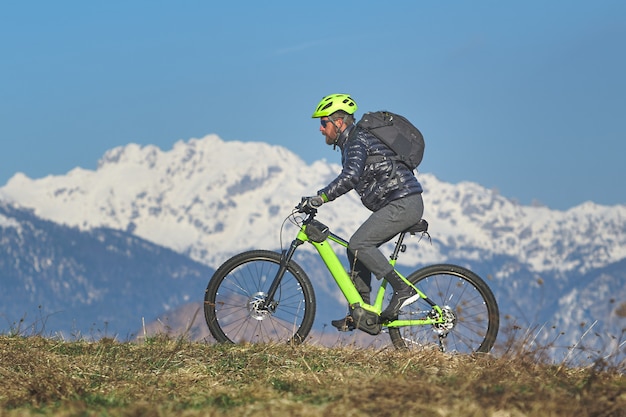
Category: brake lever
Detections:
[{"x1": 296, "y1": 198, "x2": 318, "y2": 215}]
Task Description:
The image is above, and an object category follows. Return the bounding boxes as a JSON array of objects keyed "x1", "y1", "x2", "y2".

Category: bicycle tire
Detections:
[
  {"x1": 388, "y1": 264, "x2": 499, "y2": 353},
  {"x1": 204, "y1": 250, "x2": 316, "y2": 344}
]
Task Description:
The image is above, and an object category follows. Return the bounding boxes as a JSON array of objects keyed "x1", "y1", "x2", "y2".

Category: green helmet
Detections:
[{"x1": 311, "y1": 94, "x2": 358, "y2": 118}]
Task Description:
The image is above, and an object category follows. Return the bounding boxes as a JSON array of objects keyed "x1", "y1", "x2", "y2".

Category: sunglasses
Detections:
[{"x1": 320, "y1": 118, "x2": 333, "y2": 128}]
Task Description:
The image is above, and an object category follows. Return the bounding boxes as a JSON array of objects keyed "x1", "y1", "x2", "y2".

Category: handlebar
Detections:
[{"x1": 296, "y1": 197, "x2": 320, "y2": 215}]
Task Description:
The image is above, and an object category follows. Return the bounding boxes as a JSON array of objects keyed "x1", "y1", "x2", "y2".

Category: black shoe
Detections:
[
  {"x1": 380, "y1": 286, "x2": 419, "y2": 322},
  {"x1": 331, "y1": 316, "x2": 355, "y2": 332}
]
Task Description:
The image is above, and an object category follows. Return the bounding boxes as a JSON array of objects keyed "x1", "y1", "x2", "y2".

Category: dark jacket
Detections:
[{"x1": 318, "y1": 124, "x2": 423, "y2": 212}]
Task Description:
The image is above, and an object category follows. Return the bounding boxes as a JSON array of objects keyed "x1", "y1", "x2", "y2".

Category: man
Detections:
[{"x1": 303, "y1": 93, "x2": 425, "y2": 331}]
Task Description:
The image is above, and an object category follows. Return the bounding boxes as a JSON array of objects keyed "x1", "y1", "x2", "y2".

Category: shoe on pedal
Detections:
[
  {"x1": 331, "y1": 315, "x2": 355, "y2": 332},
  {"x1": 380, "y1": 286, "x2": 419, "y2": 322},
  {"x1": 380, "y1": 270, "x2": 420, "y2": 322}
]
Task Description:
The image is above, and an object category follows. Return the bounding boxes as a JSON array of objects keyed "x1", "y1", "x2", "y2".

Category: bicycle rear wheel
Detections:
[
  {"x1": 204, "y1": 250, "x2": 316, "y2": 344},
  {"x1": 388, "y1": 264, "x2": 499, "y2": 353}
]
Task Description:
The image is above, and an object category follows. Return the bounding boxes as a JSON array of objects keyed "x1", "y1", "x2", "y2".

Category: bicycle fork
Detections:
[{"x1": 261, "y1": 237, "x2": 303, "y2": 311}]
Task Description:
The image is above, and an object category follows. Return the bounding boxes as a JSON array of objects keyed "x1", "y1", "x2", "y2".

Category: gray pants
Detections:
[{"x1": 348, "y1": 193, "x2": 424, "y2": 281}]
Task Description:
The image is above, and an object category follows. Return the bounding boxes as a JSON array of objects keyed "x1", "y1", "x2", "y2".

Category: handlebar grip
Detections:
[{"x1": 297, "y1": 197, "x2": 320, "y2": 213}]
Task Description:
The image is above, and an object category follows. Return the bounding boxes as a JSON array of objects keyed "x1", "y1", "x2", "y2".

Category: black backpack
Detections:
[{"x1": 356, "y1": 111, "x2": 425, "y2": 170}]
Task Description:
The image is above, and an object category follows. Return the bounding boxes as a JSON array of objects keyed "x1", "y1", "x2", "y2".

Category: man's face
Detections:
[{"x1": 319, "y1": 117, "x2": 343, "y2": 145}]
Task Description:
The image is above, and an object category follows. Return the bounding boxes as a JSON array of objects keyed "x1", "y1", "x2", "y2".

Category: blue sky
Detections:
[{"x1": 1, "y1": 1, "x2": 624, "y2": 210}]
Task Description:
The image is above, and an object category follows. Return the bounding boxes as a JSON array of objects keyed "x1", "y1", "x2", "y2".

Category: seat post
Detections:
[{"x1": 390, "y1": 232, "x2": 408, "y2": 261}]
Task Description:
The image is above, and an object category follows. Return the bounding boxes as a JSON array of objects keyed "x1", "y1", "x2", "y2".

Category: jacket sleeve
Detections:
[{"x1": 317, "y1": 135, "x2": 368, "y2": 202}]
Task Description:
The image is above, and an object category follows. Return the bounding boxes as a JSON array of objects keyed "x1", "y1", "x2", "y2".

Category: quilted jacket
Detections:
[{"x1": 317, "y1": 124, "x2": 423, "y2": 212}]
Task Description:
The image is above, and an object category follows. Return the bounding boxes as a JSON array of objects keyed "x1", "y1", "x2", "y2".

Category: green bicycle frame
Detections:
[{"x1": 298, "y1": 224, "x2": 444, "y2": 328}]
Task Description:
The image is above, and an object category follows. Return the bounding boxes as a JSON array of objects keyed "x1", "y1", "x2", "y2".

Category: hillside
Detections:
[
  {"x1": 0, "y1": 203, "x2": 212, "y2": 339},
  {"x1": 0, "y1": 336, "x2": 624, "y2": 417}
]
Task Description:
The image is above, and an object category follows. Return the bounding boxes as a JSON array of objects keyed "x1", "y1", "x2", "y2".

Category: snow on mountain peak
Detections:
[{"x1": 1, "y1": 135, "x2": 625, "y2": 273}]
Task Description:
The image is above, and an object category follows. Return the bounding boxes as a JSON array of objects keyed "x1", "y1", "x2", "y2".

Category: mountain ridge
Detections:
[
  {"x1": 1, "y1": 135, "x2": 625, "y2": 275},
  {"x1": 0, "y1": 202, "x2": 211, "y2": 338}
]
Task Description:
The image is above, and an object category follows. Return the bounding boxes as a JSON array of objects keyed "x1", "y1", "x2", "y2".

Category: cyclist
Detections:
[{"x1": 304, "y1": 93, "x2": 425, "y2": 331}]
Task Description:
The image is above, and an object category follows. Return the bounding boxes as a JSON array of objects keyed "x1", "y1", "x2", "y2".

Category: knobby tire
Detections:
[
  {"x1": 204, "y1": 250, "x2": 316, "y2": 344},
  {"x1": 388, "y1": 264, "x2": 499, "y2": 353}
]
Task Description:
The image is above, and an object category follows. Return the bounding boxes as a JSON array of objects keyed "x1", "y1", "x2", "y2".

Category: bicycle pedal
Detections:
[{"x1": 331, "y1": 316, "x2": 355, "y2": 332}]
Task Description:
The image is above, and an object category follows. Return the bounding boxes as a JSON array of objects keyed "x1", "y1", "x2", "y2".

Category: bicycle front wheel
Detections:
[
  {"x1": 388, "y1": 264, "x2": 499, "y2": 353},
  {"x1": 204, "y1": 250, "x2": 316, "y2": 344}
]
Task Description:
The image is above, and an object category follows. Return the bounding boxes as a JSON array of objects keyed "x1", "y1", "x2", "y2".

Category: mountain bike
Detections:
[{"x1": 203, "y1": 199, "x2": 500, "y2": 353}]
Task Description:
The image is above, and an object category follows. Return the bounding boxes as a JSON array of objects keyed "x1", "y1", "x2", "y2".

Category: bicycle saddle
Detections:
[{"x1": 404, "y1": 219, "x2": 428, "y2": 235}]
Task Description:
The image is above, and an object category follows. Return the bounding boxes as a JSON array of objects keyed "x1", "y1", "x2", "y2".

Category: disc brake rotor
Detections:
[
  {"x1": 247, "y1": 292, "x2": 273, "y2": 320},
  {"x1": 431, "y1": 306, "x2": 456, "y2": 335}
]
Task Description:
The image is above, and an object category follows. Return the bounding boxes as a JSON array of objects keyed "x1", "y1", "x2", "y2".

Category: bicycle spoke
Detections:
[
  {"x1": 204, "y1": 251, "x2": 315, "y2": 344},
  {"x1": 388, "y1": 264, "x2": 499, "y2": 353}
]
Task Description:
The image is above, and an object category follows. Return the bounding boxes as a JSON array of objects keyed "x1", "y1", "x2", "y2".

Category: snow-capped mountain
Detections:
[
  {"x1": 0, "y1": 202, "x2": 212, "y2": 339},
  {"x1": 2, "y1": 135, "x2": 625, "y2": 275},
  {"x1": 1, "y1": 135, "x2": 624, "y2": 361}
]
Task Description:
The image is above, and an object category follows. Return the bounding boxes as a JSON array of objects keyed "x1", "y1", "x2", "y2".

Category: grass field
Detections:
[{"x1": 0, "y1": 332, "x2": 624, "y2": 417}]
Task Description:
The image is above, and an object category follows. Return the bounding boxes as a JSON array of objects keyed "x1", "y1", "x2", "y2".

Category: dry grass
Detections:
[{"x1": 0, "y1": 334, "x2": 625, "y2": 417}]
